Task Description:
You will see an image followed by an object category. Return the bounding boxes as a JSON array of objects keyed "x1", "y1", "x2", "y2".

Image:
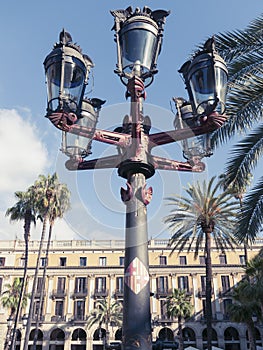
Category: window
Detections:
[
  {"x1": 80, "y1": 257, "x2": 87, "y2": 267},
  {"x1": 179, "y1": 256, "x2": 187, "y2": 265},
  {"x1": 201, "y1": 276, "x2": 206, "y2": 292},
  {"x1": 199, "y1": 255, "x2": 206, "y2": 265},
  {"x1": 55, "y1": 300, "x2": 64, "y2": 316},
  {"x1": 178, "y1": 276, "x2": 189, "y2": 292},
  {"x1": 221, "y1": 275, "x2": 230, "y2": 292},
  {"x1": 157, "y1": 276, "x2": 168, "y2": 293},
  {"x1": 75, "y1": 277, "x2": 87, "y2": 293},
  {"x1": 95, "y1": 277, "x2": 106, "y2": 292},
  {"x1": 74, "y1": 300, "x2": 85, "y2": 320},
  {"x1": 119, "y1": 257, "x2": 125, "y2": 266},
  {"x1": 20, "y1": 258, "x2": 25, "y2": 267},
  {"x1": 219, "y1": 255, "x2": 227, "y2": 265},
  {"x1": 59, "y1": 257, "x2": 67, "y2": 266},
  {"x1": 57, "y1": 277, "x2": 66, "y2": 293},
  {"x1": 223, "y1": 299, "x2": 232, "y2": 319},
  {"x1": 41, "y1": 257, "x2": 46, "y2": 267},
  {"x1": 159, "y1": 256, "x2": 167, "y2": 265},
  {"x1": 36, "y1": 278, "x2": 43, "y2": 293},
  {"x1": 99, "y1": 257, "x2": 107, "y2": 266},
  {"x1": 0, "y1": 258, "x2": 5, "y2": 266},
  {"x1": 116, "y1": 277, "x2": 124, "y2": 293},
  {"x1": 160, "y1": 299, "x2": 168, "y2": 318},
  {"x1": 239, "y1": 255, "x2": 246, "y2": 265}
]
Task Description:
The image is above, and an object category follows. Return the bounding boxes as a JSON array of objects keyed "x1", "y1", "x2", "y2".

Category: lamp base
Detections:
[{"x1": 118, "y1": 160, "x2": 155, "y2": 179}]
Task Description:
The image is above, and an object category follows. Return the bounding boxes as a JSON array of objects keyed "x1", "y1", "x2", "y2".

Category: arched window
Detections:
[
  {"x1": 71, "y1": 328, "x2": 87, "y2": 350},
  {"x1": 93, "y1": 328, "x2": 106, "y2": 340},
  {"x1": 49, "y1": 328, "x2": 65, "y2": 350},
  {"x1": 183, "y1": 327, "x2": 196, "y2": 347},
  {"x1": 158, "y1": 327, "x2": 174, "y2": 341},
  {"x1": 224, "y1": 327, "x2": 240, "y2": 350},
  {"x1": 72, "y1": 328, "x2": 87, "y2": 341},
  {"x1": 202, "y1": 328, "x2": 218, "y2": 348},
  {"x1": 115, "y1": 328, "x2": 122, "y2": 341},
  {"x1": 29, "y1": 329, "x2": 43, "y2": 350},
  {"x1": 246, "y1": 327, "x2": 262, "y2": 348}
]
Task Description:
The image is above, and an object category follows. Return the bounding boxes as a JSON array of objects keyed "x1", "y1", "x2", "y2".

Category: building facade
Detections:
[{"x1": 0, "y1": 238, "x2": 262, "y2": 350}]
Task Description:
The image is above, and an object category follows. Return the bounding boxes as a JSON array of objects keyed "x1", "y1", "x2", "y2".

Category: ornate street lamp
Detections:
[
  {"x1": 43, "y1": 7, "x2": 228, "y2": 350},
  {"x1": 174, "y1": 37, "x2": 228, "y2": 168},
  {"x1": 43, "y1": 29, "x2": 94, "y2": 122},
  {"x1": 112, "y1": 6, "x2": 169, "y2": 86}
]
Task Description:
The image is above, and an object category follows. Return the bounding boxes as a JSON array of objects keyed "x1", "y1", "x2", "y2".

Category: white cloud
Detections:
[{"x1": 0, "y1": 109, "x2": 49, "y2": 197}]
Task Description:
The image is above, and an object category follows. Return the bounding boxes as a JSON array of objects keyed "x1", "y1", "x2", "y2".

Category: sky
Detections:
[{"x1": 0, "y1": 0, "x2": 262, "y2": 243}]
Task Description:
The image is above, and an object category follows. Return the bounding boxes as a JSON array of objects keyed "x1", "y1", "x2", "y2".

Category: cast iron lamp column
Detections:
[{"x1": 43, "y1": 7, "x2": 228, "y2": 350}]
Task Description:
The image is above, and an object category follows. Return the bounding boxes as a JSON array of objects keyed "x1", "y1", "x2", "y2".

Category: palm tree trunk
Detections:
[
  {"x1": 32, "y1": 222, "x2": 53, "y2": 350},
  {"x1": 10, "y1": 211, "x2": 31, "y2": 350},
  {"x1": 178, "y1": 315, "x2": 183, "y2": 350},
  {"x1": 247, "y1": 320, "x2": 257, "y2": 350},
  {"x1": 204, "y1": 227, "x2": 213, "y2": 350},
  {"x1": 23, "y1": 215, "x2": 48, "y2": 350}
]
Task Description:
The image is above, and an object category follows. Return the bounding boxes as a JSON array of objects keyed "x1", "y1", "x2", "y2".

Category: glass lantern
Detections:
[
  {"x1": 179, "y1": 37, "x2": 228, "y2": 116},
  {"x1": 61, "y1": 99, "x2": 98, "y2": 159},
  {"x1": 111, "y1": 7, "x2": 169, "y2": 85},
  {"x1": 44, "y1": 30, "x2": 93, "y2": 116},
  {"x1": 173, "y1": 99, "x2": 212, "y2": 163}
]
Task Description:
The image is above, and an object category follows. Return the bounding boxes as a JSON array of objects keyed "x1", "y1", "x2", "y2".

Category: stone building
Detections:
[{"x1": 0, "y1": 238, "x2": 262, "y2": 350}]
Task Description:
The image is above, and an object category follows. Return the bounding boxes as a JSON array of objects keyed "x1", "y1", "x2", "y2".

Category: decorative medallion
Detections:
[{"x1": 124, "y1": 257, "x2": 149, "y2": 294}]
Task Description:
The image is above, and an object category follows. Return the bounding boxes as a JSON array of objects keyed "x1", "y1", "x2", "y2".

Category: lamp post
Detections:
[
  {"x1": 4, "y1": 316, "x2": 13, "y2": 350},
  {"x1": 43, "y1": 7, "x2": 228, "y2": 350}
]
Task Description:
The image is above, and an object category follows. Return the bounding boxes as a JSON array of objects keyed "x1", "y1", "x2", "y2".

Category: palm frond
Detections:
[
  {"x1": 235, "y1": 176, "x2": 263, "y2": 243},
  {"x1": 222, "y1": 125, "x2": 263, "y2": 190}
]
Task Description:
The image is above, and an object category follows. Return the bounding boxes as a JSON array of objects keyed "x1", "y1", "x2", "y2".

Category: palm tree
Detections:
[
  {"x1": 23, "y1": 173, "x2": 70, "y2": 350},
  {"x1": 210, "y1": 14, "x2": 263, "y2": 244},
  {"x1": 32, "y1": 177, "x2": 70, "y2": 350},
  {"x1": 245, "y1": 255, "x2": 263, "y2": 314},
  {"x1": 87, "y1": 299, "x2": 123, "y2": 344},
  {"x1": 165, "y1": 288, "x2": 193, "y2": 350},
  {"x1": 6, "y1": 188, "x2": 37, "y2": 350},
  {"x1": 227, "y1": 280, "x2": 261, "y2": 350},
  {"x1": 1, "y1": 278, "x2": 29, "y2": 350},
  {"x1": 163, "y1": 176, "x2": 238, "y2": 350}
]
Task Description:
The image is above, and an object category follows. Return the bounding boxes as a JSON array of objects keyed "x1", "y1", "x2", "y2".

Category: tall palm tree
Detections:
[
  {"x1": 227, "y1": 280, "x2": 261, "y2": 350},
  {"x1": 23, "y1": 173, "x2": 70, "y2": 350},
  {"x1": 1, "y1": 278, "x2": 29, "y2": 350},
  {"x1": 163, "y1": 176, "x2": 238, "y2": 350},
  {"x1": 165, "y1": 288, "x2": 193, "y2": 350},
  {"x1": 32, "y1": 178, "x2": 70, "y2": 350},
  {"x1": 6, "y1": 188, "x2": 37, "y2": 350},
  {"x1": 87, "y1": 298, "x2": 123, "y2": 343},
  {"x1": 210, "y1": 14, "x2": 263, "y2": 244}
]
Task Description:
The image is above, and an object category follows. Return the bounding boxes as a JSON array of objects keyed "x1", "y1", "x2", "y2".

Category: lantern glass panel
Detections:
[
  {"x1": 215, "y1": 65, "x2": 228, "y2": 114},
  {"x1": 189, "y1": 60, "x2": 215, "y2": 115},
  {"x1": 46, "y1": 56, "x2": 86, "y2": 113},
  {"x1": 120, "y1": 21, "x2": 158, "y2": 74},
  {"x1": 62, "y1": 101, "x2": 97, "y2": 159}
]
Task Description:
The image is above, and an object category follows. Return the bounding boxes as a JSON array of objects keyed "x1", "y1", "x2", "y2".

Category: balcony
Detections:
[
  {"x1": 72, "y1": 289, "x2": 88, "y2": 298},
  {"x1": 51, "y1": 315, "x2": 66, "y2": 322},
  {"x1": 70, "y1": 315, "x2": 88, "y2": 324},
  {"x1": 114, "y1": 289, "x2": 124, "y2": 299},
  {"x1": 156, "y1": 288, "x2": 170, "y2": 299},
  {"x1": 94, "y1": 289, "x2": 108, "y2": 299},
  {"x1": 51, "y1": 289, "x2": 67, "y2": 299}
]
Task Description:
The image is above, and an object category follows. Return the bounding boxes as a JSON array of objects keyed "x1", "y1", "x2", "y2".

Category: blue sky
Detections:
[{"x1": 0, "y1": 1, "x2": 262, "y2": 242}]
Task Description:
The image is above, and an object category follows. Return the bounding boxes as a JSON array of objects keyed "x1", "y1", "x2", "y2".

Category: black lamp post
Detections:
[{"x1": 43, "y1": 7, "x2": 228, "y2": 350}]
